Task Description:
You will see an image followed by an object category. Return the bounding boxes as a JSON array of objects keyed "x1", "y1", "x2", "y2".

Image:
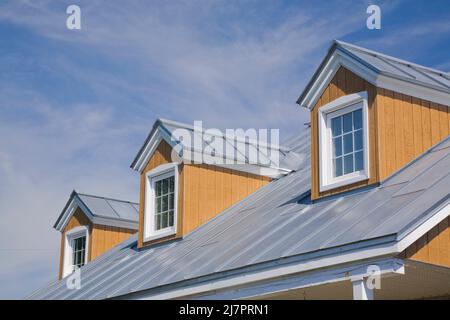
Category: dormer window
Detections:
[
  {"x1": 318, "y1": 91, "x2": 369, "y2": 192},
  {"x1": 63, "y1": 226, "x2": 89, "y2": 278},
  {"x1": 143, "y1": 163, "x2": 179, "y2": 242}
]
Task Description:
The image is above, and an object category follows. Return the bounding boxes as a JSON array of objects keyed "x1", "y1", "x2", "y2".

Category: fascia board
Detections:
[{"x1": 299, "y1": 48, "x2": 450, "y2": 110}]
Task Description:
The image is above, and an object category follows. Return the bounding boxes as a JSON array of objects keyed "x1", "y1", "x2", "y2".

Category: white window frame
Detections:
[
  {"x1": 62, "y1": 225, "x2": 89, "y2": 278},
  {"x1": 143, "y1": 162, "x2": 179, "y2": 242},
  {"x1": 318, "y1": 91, "x2": 370, "y2": 192}
]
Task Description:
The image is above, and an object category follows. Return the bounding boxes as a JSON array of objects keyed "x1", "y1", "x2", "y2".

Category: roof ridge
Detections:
[
  {"x1": 75, "y1": 192, "x2": 139, "y2": 205},
  {"x1": 335, "y1": 40, "x2": 450, "y2": 78},
  {"x1": 158, "y1": 118, "x2": 291, "y2": 152}
]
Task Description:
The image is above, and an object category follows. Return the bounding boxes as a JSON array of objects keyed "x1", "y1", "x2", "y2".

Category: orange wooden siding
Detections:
[
  {"x1": 311, "y1": 67, "x2": 450, "y2": 200},
  {"x1": 377, "y1": 89, "x2": 450, "y2": 180},
  {"x1": 138, "y1": 140, "x2": 271, "y2": 248},
  {"x1": 59, "y1": 208, "x2": 136, "y2": 279},
  {"x1": 90, "y1": 225, "x2": 136, "y2": 260},
  {"x1": 182, "y1": 164, "x2": 270, "y2": 235},
  {"x1": 311, "y1": 67, "x2": 379, "y2": 200},
  {"x1": 401, "y1": 216, "x2": 450, "y2": 268}
]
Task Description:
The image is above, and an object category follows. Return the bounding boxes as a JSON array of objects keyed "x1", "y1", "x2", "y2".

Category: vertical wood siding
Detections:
[
  {"x1": 138, "y1": 140, "x2": 271, "y2": 248},
  {"x1": 90, "y1": 225, "x2": 136, "y2": 261},
  {"x1": 182, "y1": 164, "x2": 270, "y2": 235},
  {"x1": 377, "y1": 88, "x2": 450, "y2": 180},
  {"x1": 401, "y1": 216, "x2": 450, "y2": 268}
]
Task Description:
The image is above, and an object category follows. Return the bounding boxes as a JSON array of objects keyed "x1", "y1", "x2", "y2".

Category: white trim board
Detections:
[
  {"x1": 194, "y1": 258, "x2": 404, "y2": 300},
  {"x1": 54, "y1": 194, "x2": 139, "y2": 232},
  {"x1": 130, "y1": 121, "x2": 292, "y2": 178},
  {"x1": 62, "y1": 226, "x2": 90, "y2": 278},
  {"x1": 143, "y1": 162, "x2": 179, "y2": 243},
  {"x1": 298, "y1": 46, "x2": 450, "y2": 110},
  {"x1": 318, "y1": 91, "x2": 370, "y2": 192}
]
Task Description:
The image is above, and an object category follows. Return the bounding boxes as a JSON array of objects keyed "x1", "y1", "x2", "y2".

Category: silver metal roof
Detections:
[
  {"x1": 29, "y1": 130, "x2": 450, "y2": 300},
  {"x1": 130, "y1": 118, "x2": 304, "y2": 176},
  {"x1": 336, "y1": 41, "x2": 450, "y2": 93},
  {"x1": 53, "y1": 191, "x2": 139, "y2": 231},
  {"x1": 76, "y1": 193, "x2": 139, "y2": 222}
]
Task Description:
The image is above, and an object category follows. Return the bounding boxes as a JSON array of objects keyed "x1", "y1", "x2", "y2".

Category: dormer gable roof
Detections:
[
  {"x1": 297, "y1": 40, "x2": 450, "y2": 110},
  {"x1": 53, "y1": 191, "x2": 139, "y2": 232},
  {"x1": 130, "y1": 118, "x2": 307, "y2": 178}
]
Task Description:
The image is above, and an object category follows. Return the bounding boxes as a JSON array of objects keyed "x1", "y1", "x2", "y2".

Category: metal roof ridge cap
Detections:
[
  {"x1": 76, "y1": 192, "x2": 139, "y2": 206},
  {"x1": 336, "y1": 40, "x2": 449, "y2": 77}
]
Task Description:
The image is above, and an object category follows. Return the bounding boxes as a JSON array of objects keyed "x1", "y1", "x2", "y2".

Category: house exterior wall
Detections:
[
  {"x1": 311, "y1": 66, "x2": 450, "y2": 200},
  {"x1": 58, "y1": 208, "x2": 135, "y2": 279},
  {"x1": 138, "y1": 140, "x2": 271, "y2": 248},
  {"x1": 401, "y1": 216, "x2": 450, "y2": 268}
]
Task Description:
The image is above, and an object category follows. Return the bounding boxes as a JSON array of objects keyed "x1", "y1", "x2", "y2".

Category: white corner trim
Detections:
[
  {"x1": 318, "y1": 91, "x2": 370, "y2": 192},
  {"x1": 62, "y1": 225, "x2": 89, "y2": 278},
  {"x1": 143, "y1": 163, "x2": 179, "y2": 243},
  {"x1": 55, "y1": 198, "x2": 94, "y2": 232},
  {"x1": 132, "y1": 127, "x2": 180, "y2": 173},
  {"x1": 299, "y1": 51, "x2": 378, "y2": 110}
]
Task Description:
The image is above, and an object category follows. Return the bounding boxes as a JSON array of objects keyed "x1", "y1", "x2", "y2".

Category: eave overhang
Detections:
[
  {"x1": 297, "y1": 41, "x2": 450, "y2": 110},
  {"x1": 53, "y1": 191, "x2": 139, "y2": 232}
]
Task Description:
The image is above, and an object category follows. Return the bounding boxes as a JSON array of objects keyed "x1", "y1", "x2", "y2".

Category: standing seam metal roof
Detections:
[{"x1": 28, "y1": 129, "x2": 450, "y2": 300}]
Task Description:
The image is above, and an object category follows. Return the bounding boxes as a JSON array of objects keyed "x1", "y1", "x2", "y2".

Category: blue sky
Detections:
[{"x1": 0, "y1": 0, "x2": 449, "y2": 299}]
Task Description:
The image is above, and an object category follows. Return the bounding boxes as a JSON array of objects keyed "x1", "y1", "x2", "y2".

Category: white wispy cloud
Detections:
[{"x1": 1, "y1": 0, "x2": 447, "y2": 299}]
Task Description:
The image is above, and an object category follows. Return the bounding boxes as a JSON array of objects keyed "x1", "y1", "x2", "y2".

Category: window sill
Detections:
[
  {"x1": 143, "y1": 227, "x2": 177, "y2": 243},
  {"x1": 320, "y1": 171, "x2": 369, "y2": 192}
]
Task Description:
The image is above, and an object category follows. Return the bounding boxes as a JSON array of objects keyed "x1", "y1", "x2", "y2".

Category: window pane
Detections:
[
  {"x1": 354, "y1": 109, "x2": 362, "y2": 129},
  {"x1": 343, "y1": 133, "x2": 353, "y2": 154},
  {"x1": 155, "y1": 214, "x2": 161, "y2": 230},
  {"x1": 344, "y1": 154, "x2": 354, "y2": 174},
  {"x1": 156, "y1": 181, "x2": 162, "y2": 196},
  {"x1": 343, "y1": 113, "x2": 352, "y2": 133},
  {"x1": 168, "y1": 193, "x2": 174, "y2": 210},
  {"x1": 156, "y1": 197, "x2": 162, "y2": 213},
  {"x1": 355, "y1": 151, "x2": 364, "y2": 171},
  {"x1": 354, "y1": 129, "x2": 363, "y2": 150},
  {"x1": 169, "y1": 176, "x2": 174, "y2": 192},
  {"x1": 334, "y1": 157, "x2": 343, "y2": 177},
  {"x1": 331, "y1": 117, "x2": 342, "y2": 137},
  {"x1": 332, "y1": 137, "x2": 342, "y2": 157},
  {"x1": 168, "y1": 210, "x2": 174, "y2": 227},
  {"x1": 162, "y1": 212, "x2": 168, "y2": 229},
  {"x1": 162, "y1": 179, "x2": 168, "y2": 194},
  {"x1": 162, "y1": 196, "x2": 168, "y2": 211}
]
